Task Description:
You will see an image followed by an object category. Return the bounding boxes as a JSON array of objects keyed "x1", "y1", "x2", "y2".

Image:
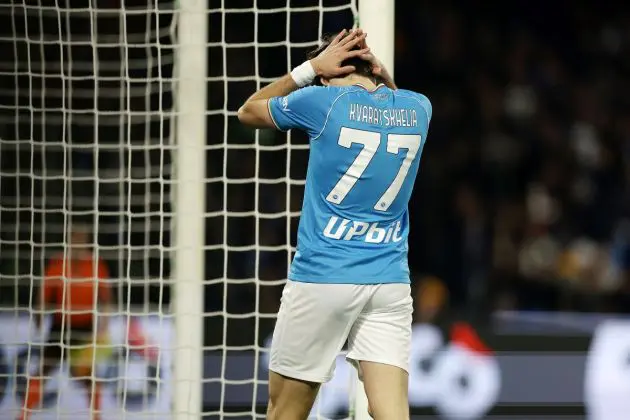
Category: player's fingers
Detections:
[
  {"x1": 346, "y1": 47, "x2": 370, "y2": 58},
  {"x1": 342, "y1": 32, "x2": 367, "y2": 50},
  {"x1": 358, "y1": 32, "x2": 368, "y2": 49},
  {"x1": 338, "y1": 29, "x2": 361, "y2": 47},
  {"x1": 337, "y1": 65, "x2": 356, "y2": 74},
  {"x1": 329, "y1": 29, "x2": 347, "y2": 47}
]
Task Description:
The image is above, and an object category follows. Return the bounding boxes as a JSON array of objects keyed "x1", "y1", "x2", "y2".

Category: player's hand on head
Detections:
[
  {"x1": 358, "y1": 37, "x2": 384, "y2": 77},
  {"x1": 310, "y1": 29, "x2": 369, "y2": 79}
]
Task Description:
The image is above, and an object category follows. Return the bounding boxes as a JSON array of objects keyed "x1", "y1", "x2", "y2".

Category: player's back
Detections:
[{"x1": 268, "y1": 83, "x2": 431, "y2": 284}]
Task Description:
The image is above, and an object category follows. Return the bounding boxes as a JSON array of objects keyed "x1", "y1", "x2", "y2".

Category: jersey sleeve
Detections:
[
  {"x1": 268, "y1": 86, "x2": 333, "y2": 135},
  {"x1": 415, "y1": 93, "x2": 432, "y2": 123},
  {"x1": 413, "y1": 92, "x2": 433, "y2": 123},
  {"x1": 399, "y1": 89, "x2": 432, "y2": 125}
]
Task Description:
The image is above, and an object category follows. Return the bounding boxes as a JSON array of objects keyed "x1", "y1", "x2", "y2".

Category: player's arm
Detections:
[
  {"x1": 237, "y1": 74, "x2": 299, "y2": 129},
  {"x1": 238, "y1": 29, "x2": 368, "y2": 129},
  {"x1": 373, "y1": 60, "x2": 397, "y2": 90}
]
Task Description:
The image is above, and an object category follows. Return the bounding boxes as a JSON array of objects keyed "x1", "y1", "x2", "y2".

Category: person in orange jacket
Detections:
[{"x1": 20, "y1": 224, "x2": 112, "y2": 420}]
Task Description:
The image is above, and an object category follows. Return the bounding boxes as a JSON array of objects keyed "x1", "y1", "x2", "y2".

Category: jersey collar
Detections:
[{"x1": 353, "y1": 83, "x2": 387, "y2": 92}]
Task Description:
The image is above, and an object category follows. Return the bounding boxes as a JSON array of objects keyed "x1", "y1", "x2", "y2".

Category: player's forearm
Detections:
[
  {"x1": 381, "y1": 73, "x2": 397, "y2": 90},
  {"x1": 238, "y1": 74, "x2": 301, "y2": 128},
  {"x1": 378, "y1": 67, "x2": 397, "y2": 90},
  {"x1": 243, "y1": 74, "x2": 299, "y2": 103}
]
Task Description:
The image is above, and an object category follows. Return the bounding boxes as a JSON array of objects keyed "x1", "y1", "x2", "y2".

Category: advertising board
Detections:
[
  {"x1": 1, "y1": 312, "x2": 629, "y2": 419},
  {"x1": 0, "y1": 314, "x2": 172, "y2": 420}
]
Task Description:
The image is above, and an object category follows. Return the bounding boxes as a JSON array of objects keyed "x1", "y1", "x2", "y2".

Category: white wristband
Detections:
[{"x1": 290, "y1": 61, "x2": 316, "y2": 88}]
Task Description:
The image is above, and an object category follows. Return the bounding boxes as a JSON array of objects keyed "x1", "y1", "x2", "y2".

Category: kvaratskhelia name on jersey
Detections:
[{"x1": 348, "y1": 103, "x2": 418, "y2": 127}]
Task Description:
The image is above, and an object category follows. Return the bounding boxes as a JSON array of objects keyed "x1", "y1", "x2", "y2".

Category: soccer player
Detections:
[
  {"x1": 238, "y1": 29, "x2": 431, "y2": 420},
  {"x1": 20, "y1": 224, "x2": 112, "y2": 420}
]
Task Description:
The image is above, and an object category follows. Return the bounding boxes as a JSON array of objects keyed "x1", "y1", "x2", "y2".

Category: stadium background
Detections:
[{"x1": 0, "y1": 0, "x2": 630, "y2": 418}]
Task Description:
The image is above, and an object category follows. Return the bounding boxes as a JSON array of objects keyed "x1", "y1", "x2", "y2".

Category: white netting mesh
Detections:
[
  {"x1": 0, "y1": 0, "x2": 358, "y2": 419},
  {"x1": 0, "y1": 1, "x2": 174, "y2": 419},
  {"x1": 204, "y1": 1, "x2": 358, "y2": 419}
]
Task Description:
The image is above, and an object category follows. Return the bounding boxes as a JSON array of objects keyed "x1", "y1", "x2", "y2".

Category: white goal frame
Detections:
[
  {"x1": 172, "y1": 1, "x2": 394, "y2": 419},
  {"x1": 173, "y1": 0, "x2": 207, "y2": 419}
]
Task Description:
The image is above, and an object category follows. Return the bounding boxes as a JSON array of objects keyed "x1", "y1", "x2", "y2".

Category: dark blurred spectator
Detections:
[
  {"x1": 413, "y1": 276, "x2": 448, "y2": 324},
  {"x1": 383, "y1": 2, "x2": 630, "y2": 314}
]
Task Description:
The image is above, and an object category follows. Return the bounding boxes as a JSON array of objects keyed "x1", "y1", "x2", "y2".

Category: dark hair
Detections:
[{"x1": 307, "y1": 32, "x2": 379, "y2": 86}]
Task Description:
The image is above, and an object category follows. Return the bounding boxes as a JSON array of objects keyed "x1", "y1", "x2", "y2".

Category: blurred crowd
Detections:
[{"x1": 396, "y1": 2, "x2": 630, "y2": 314}]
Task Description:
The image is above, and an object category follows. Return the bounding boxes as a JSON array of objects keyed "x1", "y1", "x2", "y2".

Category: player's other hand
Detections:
[
  {"x1": 358, "y1": 37, "x2": 385, "y2": 78},
  {"x1": 358, "y1": 36, "x2": 396, "y2": 89},
  {"x1": 310, "y1": 29, "x2": 369, "y2": 79}
]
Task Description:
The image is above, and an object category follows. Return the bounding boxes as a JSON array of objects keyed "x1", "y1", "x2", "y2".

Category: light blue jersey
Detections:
[{"x1": 268, "y1": 84, "x2": 432, "y2": 284}]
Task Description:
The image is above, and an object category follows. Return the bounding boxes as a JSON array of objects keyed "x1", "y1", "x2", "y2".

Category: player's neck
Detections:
[
  {"x1": 329, "y1": 74, "x2": 378, "y2": 90},
  {"x1": 347, "y1": 74, "x2": 378, "y2": 90},
  {"x1": 354, "y1": 80, "x2": 380, "y2": 92}
]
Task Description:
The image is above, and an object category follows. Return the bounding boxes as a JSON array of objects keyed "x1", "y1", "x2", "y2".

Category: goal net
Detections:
[
  {"x1": 204, "y1": 1, "x2": 360, "y2": 419},
  {"x1": 0, "y1": 0, "x2": 360, "y2": 419}
]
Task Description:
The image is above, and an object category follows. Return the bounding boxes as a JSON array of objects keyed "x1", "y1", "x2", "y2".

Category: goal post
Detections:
[
  {"x1": 172, "y1": 0, "x2": 207, "y2": 419},
  {"x1": 352, "y1": 1, "x2": 395, "y2": 419},
  {"x1": 359, "y1": 0, "x2": 395, "y2": 78}
]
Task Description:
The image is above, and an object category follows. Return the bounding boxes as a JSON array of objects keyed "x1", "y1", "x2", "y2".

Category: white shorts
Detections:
[{"x1": 269, "y1": 280, "x2": 413, "y2": 383}]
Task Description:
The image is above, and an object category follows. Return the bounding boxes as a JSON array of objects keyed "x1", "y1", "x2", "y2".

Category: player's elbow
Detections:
[
  {"x1": 237, "y1": 101, "x2": 262, "y2": 126},
  {"x1": 238, "y1": 100, "x2": 274, "y2": 129},
  {"x1": 237, "y1": 103, "x2": 254, "y2": 125}
]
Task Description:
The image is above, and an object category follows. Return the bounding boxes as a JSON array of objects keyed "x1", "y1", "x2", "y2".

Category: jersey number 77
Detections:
[{"x1": 325, "y1": 127, "x2": 421, "y2": 212}]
